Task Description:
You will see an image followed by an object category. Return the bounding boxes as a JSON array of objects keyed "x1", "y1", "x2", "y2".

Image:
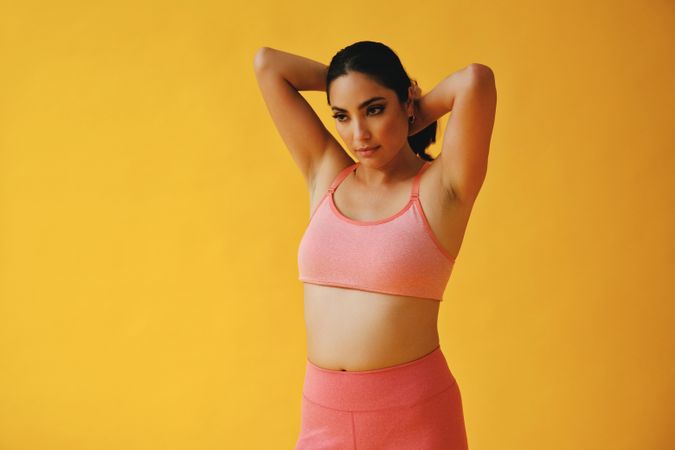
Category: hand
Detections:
[
  {"x1": 410, "y1": 79, "x2": 422, "y2": 101},
  {"x1": 408, "y1": 79, "x2": 425, "y2": 136}
]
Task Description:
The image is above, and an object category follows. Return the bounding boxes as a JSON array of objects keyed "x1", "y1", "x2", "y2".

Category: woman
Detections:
[{"x1": 253, "y1": 41, "x2": 496, "y2": 449}]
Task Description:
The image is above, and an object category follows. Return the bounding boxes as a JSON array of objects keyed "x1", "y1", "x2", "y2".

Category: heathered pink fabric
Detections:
[
  {"x1": 297, "y1": 161, "x2": 456, "y2": 301},
  {"x1": 295, "y1": 345, "x2": 469, "y2": 449}
]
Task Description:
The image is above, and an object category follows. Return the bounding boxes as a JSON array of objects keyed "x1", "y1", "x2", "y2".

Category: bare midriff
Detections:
[{"x1": 303, "y1": 283, "x2": 441, "y2": 372}]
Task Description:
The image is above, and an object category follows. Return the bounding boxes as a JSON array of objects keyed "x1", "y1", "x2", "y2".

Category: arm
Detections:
[
  {"x1": 408, "y1": 66, "x2": 471, "y2": 136},
  {"x1": 413, "y1": 64, "x2": 497, "y2": 202},
  {"x1": 254, "y1": 47, "x2": 327, "y2": 92},
  {"x1": 253, "y1": 47, "x2": 339, "y2": 186}
]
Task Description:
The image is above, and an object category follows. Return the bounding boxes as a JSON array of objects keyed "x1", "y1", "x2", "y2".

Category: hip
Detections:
[{"x1": 296, "y1": 344, "x2": 468, "y2": 449}]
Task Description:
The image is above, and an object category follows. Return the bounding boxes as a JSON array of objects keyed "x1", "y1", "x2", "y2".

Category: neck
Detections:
[{"x1": 355, "y1": 146, "x2": 425, "y2": 187}]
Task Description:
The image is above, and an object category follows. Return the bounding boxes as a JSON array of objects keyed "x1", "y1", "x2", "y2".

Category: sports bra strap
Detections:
[
  {"x1": 328, "y1": 163, "x2": 359, "y2": 193},
  {"x1": 411, "y1": 162, "x2": 432, "y2": 199},
  {"x1": 328, "y1": 161, "x2": 431, "y2": 196}
]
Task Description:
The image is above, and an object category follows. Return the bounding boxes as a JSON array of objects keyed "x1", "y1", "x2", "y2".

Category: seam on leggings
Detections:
[
  {"x1": 302, "y1": 394, "x2": 350, "y2": 412},
  {"x1": 351, "y1": 411, "x2": 356, "y2": 450},
  {"x1": 302, "y1": 379, "x2": 458, "y2": 413}
]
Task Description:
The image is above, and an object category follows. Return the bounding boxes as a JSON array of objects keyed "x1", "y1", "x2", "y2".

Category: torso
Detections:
[{"x1": 304, "y1": 150, "x2": 474, "y2": 372}]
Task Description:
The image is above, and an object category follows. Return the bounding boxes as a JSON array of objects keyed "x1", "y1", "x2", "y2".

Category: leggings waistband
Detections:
[{"x1": 302, "y1": 345, "x2": 457, "y2": 412}]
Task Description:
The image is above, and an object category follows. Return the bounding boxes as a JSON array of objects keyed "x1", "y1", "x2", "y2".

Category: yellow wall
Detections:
[{"x1": 1, "y1": 1, "x2": 673, "y2": 449}]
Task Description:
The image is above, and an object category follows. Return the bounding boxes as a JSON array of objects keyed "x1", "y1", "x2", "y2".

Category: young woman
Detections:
[{"x1": 253, "y1": 40, "x2": 496, "y2": 449}]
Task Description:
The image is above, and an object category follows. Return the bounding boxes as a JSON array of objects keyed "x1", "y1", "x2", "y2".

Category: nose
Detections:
[{"x1": 353, "y1": 117, "x2": 371, "y2": 142}]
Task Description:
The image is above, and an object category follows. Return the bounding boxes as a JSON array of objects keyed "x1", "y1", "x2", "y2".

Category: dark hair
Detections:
[{"x1": 326, "y1": 41, "x2": 437, "y2": 161}]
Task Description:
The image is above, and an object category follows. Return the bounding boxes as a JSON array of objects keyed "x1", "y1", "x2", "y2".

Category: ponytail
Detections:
[{"x1": 407, "y1": 99, "x2": 437, "y2": 161}]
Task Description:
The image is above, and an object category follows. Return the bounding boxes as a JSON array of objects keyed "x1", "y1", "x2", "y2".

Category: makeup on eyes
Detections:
[
  {"x1": 331, "y1": 97, "x2": 387, "y2": 113},
  {"x1": 332, "y1": 105, "x2": 385, "y2": 121}
]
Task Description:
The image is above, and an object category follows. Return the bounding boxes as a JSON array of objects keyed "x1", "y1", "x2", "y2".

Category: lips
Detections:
[{"x1": 356, "y1": 145, "x2": 379, "y2": 152}]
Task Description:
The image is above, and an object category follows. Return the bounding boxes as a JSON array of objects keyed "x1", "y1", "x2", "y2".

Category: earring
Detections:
[{"x1": 408, "y1": 113, "x2": 416, "y2": 125}]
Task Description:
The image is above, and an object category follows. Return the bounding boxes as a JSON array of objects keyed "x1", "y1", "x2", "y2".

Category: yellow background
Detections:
[{"x1": 1, "y1": 1, "x2": 673, "y2": 449}]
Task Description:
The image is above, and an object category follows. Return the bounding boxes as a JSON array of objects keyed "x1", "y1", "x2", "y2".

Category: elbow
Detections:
[
  {"x1": 466, "y1": 64, "x2": 495, "y2": 85},
  {"x1": 467, "y1": 63, "x2": 493, "y2": 75},
  {"x1": 253, "y1": 47, "x2": 272, "y2": 72}
]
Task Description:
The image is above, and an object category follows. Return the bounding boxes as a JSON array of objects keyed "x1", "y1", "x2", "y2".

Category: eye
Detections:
[
  {"x1": 368, "y1": 105, "x2": 385, "y2": 115},
  {"x1": 331, "y1": 105, "x2": 385, "y2": 122}
]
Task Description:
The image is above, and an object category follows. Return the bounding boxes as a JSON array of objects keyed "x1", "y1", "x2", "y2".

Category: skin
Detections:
[
  {"x1": 304, "y1": 71, "x2": 474, "y2": 371},
  {"x1": 329, "y1": 71, "x2": 422, "y2": 184}
]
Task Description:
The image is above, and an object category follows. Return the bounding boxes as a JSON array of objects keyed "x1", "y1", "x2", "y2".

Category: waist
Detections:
[
  {"x1": 302, "y1": 344, "x2": 457, "y2": 411},
  {"x1": 304, "y1": 284, "x2": 441, "y2": 371}
]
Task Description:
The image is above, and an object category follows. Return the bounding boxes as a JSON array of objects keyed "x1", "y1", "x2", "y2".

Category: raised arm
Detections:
[
  {"x1": 413, "y1": 64, "x2": 497, "y2": 203},
  {"x1": 253, "y1": 47, "x2": 341, "y2": 187}
]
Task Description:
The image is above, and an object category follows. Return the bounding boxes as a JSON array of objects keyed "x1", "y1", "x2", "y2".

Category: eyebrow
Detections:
[{"x1": 331, "y1": 97, "x2": 387, "y2": 112}]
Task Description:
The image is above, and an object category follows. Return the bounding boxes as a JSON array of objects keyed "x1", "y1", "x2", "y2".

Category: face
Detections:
[{"x1": 328, "y1": 71, "x2": 413, "y2": 162}]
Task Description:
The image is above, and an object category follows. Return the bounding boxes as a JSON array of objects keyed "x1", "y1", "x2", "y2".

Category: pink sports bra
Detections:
[{"x1": 297, "y1": 161, "x2": 457, "y2": 301}]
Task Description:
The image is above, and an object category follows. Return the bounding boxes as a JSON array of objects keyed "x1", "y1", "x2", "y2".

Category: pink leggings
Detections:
[{"x1": 295, "y1": 345, "x2": 468, "y2": 449}]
